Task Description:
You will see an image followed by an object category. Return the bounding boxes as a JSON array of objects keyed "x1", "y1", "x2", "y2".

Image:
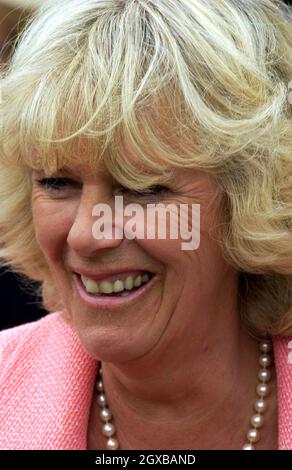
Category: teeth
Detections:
[
  {"x1": 80, "y1": 272, "x2": 151, "y2": 295},
  {"x1": 82, "y1": 277, "x2": 99, "y2": 294},
  {"x1": 141, "y1": 273, "x2": 149, "y2": 283},
  {"x1": 99, "y1": 281, "x2": 114, "y2": 294},
  {"x1": 124, "y1": 277, "x2": 134, "y2": 290},
  {"x1": 133, "y1": 275, "x2": 142, "y2": 287},
  {"x1": 113, "y1": 280, "x2": 124, "y2": 293}
]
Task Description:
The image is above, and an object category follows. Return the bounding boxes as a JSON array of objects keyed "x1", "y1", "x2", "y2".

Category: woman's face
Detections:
[{"x1": 31, "y1": 156, "x2": 238, "y2": 362}]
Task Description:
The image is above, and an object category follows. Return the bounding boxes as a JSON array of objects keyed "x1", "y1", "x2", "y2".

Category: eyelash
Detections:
[
  {"x1": 36, "y1": 177, "x2": 77, "y2": 192},
  {"x1": 115, "y1": 185, "x2": 169, "y2": 197},
  {"x1": 36, "y1": 178, "x2": 169, "y2": 197}
]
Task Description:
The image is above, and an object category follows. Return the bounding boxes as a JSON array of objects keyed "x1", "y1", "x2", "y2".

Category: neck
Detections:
[{"x1": 88, "y1": 324, "x2": 276, "y2": 449}]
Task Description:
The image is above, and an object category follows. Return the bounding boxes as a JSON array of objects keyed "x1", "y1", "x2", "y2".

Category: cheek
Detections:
[
  {"x1": 137, "y1": 238, "x2": 183, "y2": 267},
  {"x1": 135, "y1": 203, "x2": 226, "y2": 279},
  {"x1": 132, "y1": 204, "x2": 201, "y2": 266},
  {"x1": 32, "y1": 200, "x2": 73, "y2": 263}
]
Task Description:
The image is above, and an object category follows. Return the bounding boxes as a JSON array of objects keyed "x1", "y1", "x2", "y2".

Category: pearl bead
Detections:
[
  {"x1": 259, "y1": 342, "x2": 272, "y2": 353},
  {"x1": 96, "y1": 380, "x2": 104, "y2": 392},
  {"x1": 256, "y1": 383, "x2": 270, "y2": 398},
  {"x1": 106, "y1": 437, "x2": 119, "y2": 450},
  {"x1": 242, "y1": 443, "x2": 255, "y2": 450},
  {"x1": 100, "y1": 407, "x2": 112, "y2": 422},
  {"x1": 102, "y1": 422, "x2": 116, "y2": 437},
  {"x1": 247, "y1": 428, "x2": 260, "y2": 443},
  {"x1": 250, "y1": 414, "x2": 264, "y2": 428},
  {"x1": 97, "y1": 393, "x2": 107, "y2": 407},
  {"x1": 254, "y1": 398, "x2": 268, "y2": 414},
  {"x1": 259, "y1": 354, "x2": 272, "y2": 368},
  {"x1": 258, "y1": 369, "x2": 271, "y2": 382}
]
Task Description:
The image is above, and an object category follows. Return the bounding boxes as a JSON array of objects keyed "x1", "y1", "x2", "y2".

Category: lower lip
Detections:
[{"x1": 73, "y1": 272, "x2": 156, "y2": 309}]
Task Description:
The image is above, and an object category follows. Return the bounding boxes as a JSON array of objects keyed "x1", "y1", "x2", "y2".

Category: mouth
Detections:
[{"x1": 73, "y1": 271, "x2": 157, "y2": 308}]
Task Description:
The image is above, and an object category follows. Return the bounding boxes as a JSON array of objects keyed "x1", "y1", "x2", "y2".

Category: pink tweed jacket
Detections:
[{"x1": 0, "y1": 311, "x2": 291, "y2": 450}]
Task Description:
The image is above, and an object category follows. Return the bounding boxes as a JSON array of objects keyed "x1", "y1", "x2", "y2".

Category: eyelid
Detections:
[
  {"x1": 115, "y1": 185, "x2": 169, "y2": 195},
  {"x1": 36, "y1": 177, "x2": 72, "y2": 184},
  {"x1": 35, "y1": 177, "x2": 79, "y2": 191},
  {"x1": 35, "y1": 178, "x2": 170, "y2": 198}
]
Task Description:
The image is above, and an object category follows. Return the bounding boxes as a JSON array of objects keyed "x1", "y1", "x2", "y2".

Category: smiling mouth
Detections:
[{"x1": 75, "y1": 271, "x2": 155, "y2": 297}]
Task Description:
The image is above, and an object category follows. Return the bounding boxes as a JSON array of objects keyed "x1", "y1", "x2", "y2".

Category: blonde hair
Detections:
[{"x1": 0, "y1": 0, "x2": 291, "y2": 337}]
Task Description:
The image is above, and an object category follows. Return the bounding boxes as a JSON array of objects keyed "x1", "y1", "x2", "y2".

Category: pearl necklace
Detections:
[{"x1": 95, "y1": 339, "x2": 274, "y2": 450}]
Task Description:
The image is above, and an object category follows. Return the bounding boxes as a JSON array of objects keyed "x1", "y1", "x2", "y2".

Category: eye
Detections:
[
  {"x1": 115, "y1": 185, "x2": 169, "y2": 197},
  {"x1": 35, "y1": 177, "x2": 78, "y2": 193}
]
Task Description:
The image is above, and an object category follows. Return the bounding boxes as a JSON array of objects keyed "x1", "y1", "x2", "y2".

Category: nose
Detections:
[{"x1": 67, "y1": 187, "x2": 124, "y2": 258}]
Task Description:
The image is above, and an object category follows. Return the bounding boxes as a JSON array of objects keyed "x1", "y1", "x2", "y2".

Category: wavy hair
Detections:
[{"x1": 0, "y1": 0, "x2": 291, "y2": 336}]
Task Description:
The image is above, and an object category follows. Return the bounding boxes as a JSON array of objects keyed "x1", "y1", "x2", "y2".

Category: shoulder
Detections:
[
  {"x1": 272, "y1": 334, "x2": 292, "y2": 383},
  {"x1": 272, "y1": 334, "x2": 292, "y2": 369},
  {"x1": 272, "y1": 335, "x2": 292, "y2": 449},
  {"x1": 0, "y1": 312, "x2": 98, "y2": 450},
  {"x1": 272, "y1": 335, "x2": 292, "y2": 391},
  {"x1": 0, "y1": 311, "x2": 71, "y2": 373}
]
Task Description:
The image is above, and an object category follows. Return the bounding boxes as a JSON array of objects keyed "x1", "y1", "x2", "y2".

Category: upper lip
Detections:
[{"x1": 72, "y1": 268, "x2": 154, "y2": 282}]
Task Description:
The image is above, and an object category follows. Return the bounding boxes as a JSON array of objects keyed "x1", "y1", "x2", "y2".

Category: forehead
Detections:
[
  {"x1": 122, "y1": 144, "x2": 156, "y2": 173},
  {"x1": 63, "y1": 140, "x2": 167, "y2": 175},
  {"x1": 39, "y1": 148, "x2": 143, "y2": 184}
]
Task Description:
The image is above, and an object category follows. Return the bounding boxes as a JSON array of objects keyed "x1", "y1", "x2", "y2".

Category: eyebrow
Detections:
[{"x1": 58, "y1": 164, "x2": 113, "y2": 181}]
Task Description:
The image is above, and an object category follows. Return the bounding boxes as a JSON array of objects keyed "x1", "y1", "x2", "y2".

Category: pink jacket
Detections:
[{"x1": 0, "y1": 311, "x2": 291, "y2": 450}]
